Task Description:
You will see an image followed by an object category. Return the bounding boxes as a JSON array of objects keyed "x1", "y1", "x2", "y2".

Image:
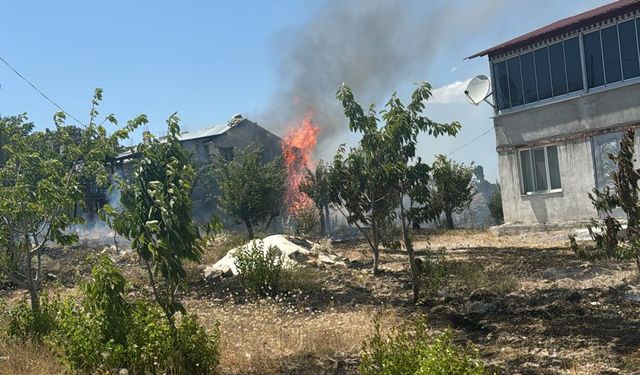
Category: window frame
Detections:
[
  {"x1": 518, "y1": 144, "x2": 563, "y2": 195},
  {"x1": 489, "y1": 12, "x2": 640, "y2": 115}
]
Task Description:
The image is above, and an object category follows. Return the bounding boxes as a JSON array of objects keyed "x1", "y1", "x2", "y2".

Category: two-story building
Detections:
[
  {"x1": 469, "y1": 0, "x2": 640, "y2": 226},
  {"x1": 110, "y1": 114, "x2": 285, "y2": 223}
]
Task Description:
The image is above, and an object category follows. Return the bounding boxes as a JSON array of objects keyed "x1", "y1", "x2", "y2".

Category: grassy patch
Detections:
[
  {"x1": 448, "y1": 261, "x2": 519, "y2": 294},
  {"x1": 188, "y1": 298, "x2": 400, "y2": 375}
]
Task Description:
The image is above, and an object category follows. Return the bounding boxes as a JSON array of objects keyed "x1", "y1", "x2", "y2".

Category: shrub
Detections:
[
  {"x1": 175, "y1": 314, "x2": 221, "y2": 374},
  {"x1": 488, "y1": 185, "x2": 503, "y2": 225},
  {"x1": 6, "y1": 294, "x2": 61, "y2": 341},
  {"x1": 235, "y1": 241, "x2": 284, "y2": 296},
  {"x1": 44, "y1": 257, "x2": 220, "y2": 374},
  {"x1": 419, "y1": 252, "x2": 448, "y2": 299},
  {"x1": 50, "y1": 299, "x2": 125, "y2": 372},
  {"x1": 49, "y1": 257, "x2": 130, "y2": 372},
  {"x1": 360, "y1": 319, "x2": 485, "y2": 375},
  {"x1": 127, "y1": 303, "x2": 220, "y2": 375},
  {"x1": 294, "y1": 205, "x2": 319, "y2": 236}
]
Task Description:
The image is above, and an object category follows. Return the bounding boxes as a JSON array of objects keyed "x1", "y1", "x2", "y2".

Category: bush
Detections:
[
  {"x1": 49, "y1": 257, "x2": 131, "y2": 372},
  {"x1": 126, "y1": 302, "x2": 220, "y2": 375},
  {"x1": 6, "y1": 294, "x2": 61, "y2": 341},
  {"x1": 419, "y1": 252, "x2": 448, "y2": 299},
  {"x1": 175, "y1": 314, "x2": 221, "y2": 374},
  {"x1": 488, "y1": 185, "x2": 503, "y2": 225},
  {"x1": 294, "y1": 205, "x2": 319, "y2": 236},
  {"x1": 25, "y1": 257, "x2": 221, "y2": 374},
  {"x1": 360, "y1": 319, "x2": 485, "y2": 375},
  {"x1": 235, "y1": 241, "x2": 284, "y2": 296}
]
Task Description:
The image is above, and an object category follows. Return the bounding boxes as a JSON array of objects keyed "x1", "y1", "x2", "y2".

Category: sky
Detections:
[{"x1": 0, "y1": 0, "x2": 613, "y2": 182}]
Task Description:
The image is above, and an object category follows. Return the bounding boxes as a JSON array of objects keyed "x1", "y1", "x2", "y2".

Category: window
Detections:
[
  {"x1": 219, "y1": 146, "x2": 234, "y2": 161},
  {"x1": 519, "y1": 145, "x2": 562, "y2": 194},
  {"x1": 493, "y1": 60, "x2": 510, "y2": 110},
  {"x1": 584, "y1": 30, "x2": 605, "y2": 88},
  {"x1": 602, "y1": 25, "x2": 622, "y2": 84},
  {"x1": 520, "y1": 52, "x2": 538, "y2": 103},
  {"x1": 507, "y1": 57, "x2": 524, "y2": 107},
  {"x1": 564, "y1": 37, "x2": 584, "y2": 92},
  {"x1": 549, "y1": 42, "x2": 568, "y2": 96},
  {"x1": 619, "y1": 19, "x2": 640, "y2": 79},
  {"x1": 592, "y1": 132, "x2": 622, "y2": 191},
  {"x1": 534, "y1": 47, "x2": 553, "y2": 100},
  {"x1": 491, "y1": 16, "x2": 640, "y2": 112}
]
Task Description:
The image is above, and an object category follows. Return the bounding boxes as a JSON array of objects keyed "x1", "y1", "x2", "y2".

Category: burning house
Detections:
[{"x1": 106, "y1": 113, "x2": 319, "y2": 228}]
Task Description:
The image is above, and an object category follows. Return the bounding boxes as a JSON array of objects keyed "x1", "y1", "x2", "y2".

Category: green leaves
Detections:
[
  {"x1": 102, "y1": 113, "x2": 202, "y2": 324},
  {"x1": 0, "y1": 90, "x2": 143, "y2": 315},
  {"x1": 429, "y1": 155, "x2": 476, "y2": 228},
  {"x1": 212, "y1": 145, "x2": 285, "y2": 238}
]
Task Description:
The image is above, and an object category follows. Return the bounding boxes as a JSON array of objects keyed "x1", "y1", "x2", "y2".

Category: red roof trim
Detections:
[{"x1": 467, "y1": 0, "x2": 640, "y2": 59}]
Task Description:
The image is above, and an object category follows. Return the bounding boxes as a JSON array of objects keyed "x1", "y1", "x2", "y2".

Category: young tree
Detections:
[
  {"x1": 102, "y1": 114, "x2": 202, "y2": 333},
  {"x1": 213, "y1": 145, "x2": 285, "y2": 238},
  {"x1": 336, "y1": 82, "x2": 460, "y2": 301},
  {"x1": 329, "y1": 134, "x2": 399, "y2": 274},
  {"x1": 488, "y1": 184, "x2": 504, "y2": 225},
  {"x1": 0, "y1": 90, "x2": 145, "y2": 316},
  {"x1": 299, "y1": 161, "x2": 332, "y2": 236},
  {"x1": 431, "y1": 155, "x2": 475, "y2": 229},
  {"x1": 570, "y1": 129, "x2": 640, "y2": 275}
]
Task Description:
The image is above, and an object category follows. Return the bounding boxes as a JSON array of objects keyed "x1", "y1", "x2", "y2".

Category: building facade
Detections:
[
  {"x1": 469, "y1": 0, "x2": 640, "y2": 225},
  {"x1": 112, "y1": 115, "x2": 284, "y2": 223}
]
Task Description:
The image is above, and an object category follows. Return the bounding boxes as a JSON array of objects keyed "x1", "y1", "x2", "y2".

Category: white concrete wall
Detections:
[
  {"x1": 493, "y1": 81, "x2": 640, "y2": 225},
  {"x1": 499, "y1": 132, "x2": 640, "y2": 225},
  {"x1": 495, "y1": 83, "x2": 640, "y2": 148},
  {"x1": 499, "y1": 138, "x2": 597, "y2": 224}
]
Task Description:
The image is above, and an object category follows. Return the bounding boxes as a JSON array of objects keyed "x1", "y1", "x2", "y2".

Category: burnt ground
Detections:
[
  {"x1": 1, "y1": 229, "x2": 640, "y2": 374},
  {"x1": 190, "y1": 230, "x2": 640, "y2": 374}
]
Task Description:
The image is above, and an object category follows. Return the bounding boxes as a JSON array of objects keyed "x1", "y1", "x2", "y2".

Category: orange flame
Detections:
[{"x1": 282, "y1": 112, "x2": 320, "y2": 214}]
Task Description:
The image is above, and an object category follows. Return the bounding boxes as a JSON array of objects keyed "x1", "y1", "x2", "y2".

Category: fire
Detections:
[{"x1": 282, "y1": 112, "x2": 320, "y2": 214}]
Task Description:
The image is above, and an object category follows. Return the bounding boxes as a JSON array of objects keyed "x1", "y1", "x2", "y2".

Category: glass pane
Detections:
[
  {"x1": 592, "y1": 132, "x2": 622, "y2": 191},
  {"x1": 549, "y1": 42, "x2": 568, "y2": 96},
  {"x1": 619, "y1": 20, "x2": 640, "y2": 79},
  {"x1": 546, "y1": 146, "x2": 561, "y2": 190},
  {"x1": 520, "y1": 52, "x2": 538, "y2": 103},
  {"x1": 535, "y1": 47, "x2": 553, "y2": 100},
  {"x1": 520, "y1": 150, "x2": 534, "y2": 193},
  {"x1": 533, "y1": 148, "x2": 548, "y2": 191},
  {"x1": 564, "y1": 37, "x2": 584, "y2": 92},
  {"x1": 584, "y1": 30, "x2": 605, "y2": 88},
  {"x1": 507, "y1": 57, "x2": 524, "y2": 107},
  {"x1": 493, "y1": 61, "x2": 510, "y2": 110},
  {"x1": 602, "y1": 25, "x2": 622, "y2": 84}
]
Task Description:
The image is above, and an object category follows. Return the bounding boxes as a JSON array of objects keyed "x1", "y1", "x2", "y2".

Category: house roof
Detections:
[
  {"x1": 174, "y1": 116, "x2": 245, "y2": 142},
  {"x1": 115, "y1": 116, "x2": 249, "y2": 160},
  {"x1": 467, "y1": 0, "x2": 640, "y2": 59}
]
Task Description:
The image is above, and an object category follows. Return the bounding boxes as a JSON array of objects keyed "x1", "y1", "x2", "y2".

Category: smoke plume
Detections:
[{"x1": 262, "y1": 0, "x2": 511, "y2": 158}]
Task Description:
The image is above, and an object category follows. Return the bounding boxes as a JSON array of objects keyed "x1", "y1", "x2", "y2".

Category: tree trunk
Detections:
[
  {"x1": 324, "y1": 205, "x2": 331, "y2": 233},
  {"x1": 245, "y1": 220, "x2": 254, "y2": 239},
  {"x1": 399, "y1": 197, "x2": 419, "y2": 303},
  {"x1": 263, "y1": 214, "x2": 275, "y2": 232},
  {"x1": 372, "y1": 244, "x2": 380, "y2": 275},
  {"x1": 319, "y1": 208, "x2": 326, "y2": 236},
  {"x1": 445, "y1": 211, "x2": 454, "y2": 229},
  {"x1": 25, "y1": 242, "x2": 40, "y2": 314},
  {"x1": 636, "y1": 255, "x2": 640, "y2": 279}
]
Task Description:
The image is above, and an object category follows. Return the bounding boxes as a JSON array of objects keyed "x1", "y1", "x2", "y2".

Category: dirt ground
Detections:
[{"x1": 1, "y1": 229, "x2": 639, "y2": 374}]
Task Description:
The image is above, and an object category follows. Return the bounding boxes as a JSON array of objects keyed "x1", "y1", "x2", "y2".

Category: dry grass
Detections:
[
  {"x1": 419, "y1": 228, "x2": 570, "y2": 250},
  {"x1": 187, "y1": 298, "x2": 401, "y2": 375},
  {"x1": 0, "y1": 339, "x2": 65, "y2": 375}
]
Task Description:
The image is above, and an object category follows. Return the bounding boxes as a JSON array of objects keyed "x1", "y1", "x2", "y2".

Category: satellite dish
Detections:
[{"x1": 465, "y1": 75, "x2": 492, "y2": 107}]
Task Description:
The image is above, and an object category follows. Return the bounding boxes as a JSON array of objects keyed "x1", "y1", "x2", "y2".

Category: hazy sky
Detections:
[{"x1": 1, "y1": 0, "x2": 611, "y2": 181}]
